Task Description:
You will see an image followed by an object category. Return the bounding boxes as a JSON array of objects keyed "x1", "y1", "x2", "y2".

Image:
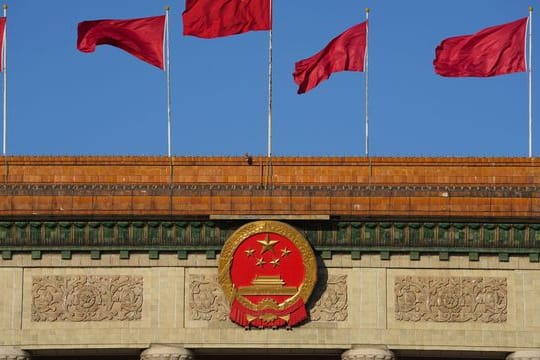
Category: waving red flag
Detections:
[
  {"x1": 434, "y1": 17, "x2": 528, "y2": 77},
  {"x1": 183, "y1": 0, "x2": 271, "y2": 39},
  {"x1": 77, "y1": 15, "x2": 165, "y2": 69},
  {"x1": 0, "y1": 17, "x2": 5, "y2": 72},
  {"x1": 293, "y1": 21, "x2": 367, "y2": 94}
]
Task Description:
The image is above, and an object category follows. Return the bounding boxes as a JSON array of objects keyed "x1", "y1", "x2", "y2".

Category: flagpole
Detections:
[
  {"x1": 267, "y1": 0, "x2": 273, "y2": 158},
  {"x1": 365, "y1": 8, "x2": 369, "y2": 157},
  {"x1": 2, "y1": 4, "x2": 6, "y2": 156},
  {"x1": 165, "y1": 6, "x2": 172, "y2": 158},
  {"x1": 529, "y1": 6, "x2": 533, "y2": 158}
]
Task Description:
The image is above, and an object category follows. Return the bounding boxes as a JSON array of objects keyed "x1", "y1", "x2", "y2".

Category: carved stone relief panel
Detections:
[
  {"x1": 32, "y1": 275, "x2": 143, "y2": 322},
  {"x1": 187, "y1": 273, "x2": 349, "y2": 324},
  {"x1": 311, "y1": 274, "x2": 348, "y2": 321},
  {"x1": 395, "y1": 276, "x2": 507, "y2": 323},
  {"x1": 188, "y1": 274, "x2": 228, "y2": 322}
]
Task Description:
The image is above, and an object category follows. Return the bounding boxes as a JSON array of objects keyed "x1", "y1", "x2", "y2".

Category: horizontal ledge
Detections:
[{"x1": 209, "y1": 214, "x2": 330, "y2": 220}]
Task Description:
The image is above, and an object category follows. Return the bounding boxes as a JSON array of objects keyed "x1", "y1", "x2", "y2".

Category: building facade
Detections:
[{"x1": 0, "y1": 156, "x2": 539, "y2": 360}]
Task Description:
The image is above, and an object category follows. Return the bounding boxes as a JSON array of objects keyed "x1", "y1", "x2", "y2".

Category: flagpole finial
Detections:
[
  {"x1": 2, "y1": 5, "x2": 6, "y2": 10},
  {"x1": 365, "y1": 7, "x2": 370, "y2": 13},
  {"x1": 529, "y1": 6, "x2": 534, "y2": 12},
  {"x1": 165, "y1": 5, "x2": 170, "y2": 11}
]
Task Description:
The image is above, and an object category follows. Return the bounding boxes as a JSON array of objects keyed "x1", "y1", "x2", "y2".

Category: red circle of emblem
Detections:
[{"x1": 218, "y1": 221, "x2": 317, "y2": 328}]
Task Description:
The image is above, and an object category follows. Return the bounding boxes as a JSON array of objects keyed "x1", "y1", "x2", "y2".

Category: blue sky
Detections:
[{"x1": 4, "y1": 0, "x2": 537, "y2": 156}]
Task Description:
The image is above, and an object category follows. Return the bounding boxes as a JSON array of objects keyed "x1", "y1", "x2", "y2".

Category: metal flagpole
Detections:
[
  {"x1": 165, "y1": 6, "x2": 172, "y2": 158},
  {"x1": 365, "y1": 8, "x2": 369, "y2": 157},
  {"x1": 267, "y1": 0, "x2": 273, "y2": 158},
  {"x1": 2, "y1": 4, "x2": 6, "y2": 156},
  {"x1": 529, "y1": 6, "x2": 533, "y2": 158}
]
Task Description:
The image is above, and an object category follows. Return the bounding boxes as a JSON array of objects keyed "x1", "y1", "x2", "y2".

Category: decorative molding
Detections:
[
  {"x1": 32, "y1": 275, "x2": 143, "y2": 322},
  {"x1": 1, "y1": 220, "x2": 539, "y2": 252},
  {"x1": 341, "y1": 348, "x2": 394, "y2": 360},
  {"x1": 0, "y1": 183, "x2": 537, "y2": 196},
  {"x1": 140, "y1": 345, "x2": 194, "y2": 360},
  {"x1": 188, "y1": 274, "x2": 228, "y2": 321},
  {"x1": 0, "y1": 347, "x2": 31, "y2": 360},
  {"x1": 506, "y1": 351, "x2": 540, "y2": 360},
  {"x1": 311, "y1": 275, "x2": 348, "y2": 321},
  {"x1": 395, "y1": 276, "x2": 507, "y2": 323}
]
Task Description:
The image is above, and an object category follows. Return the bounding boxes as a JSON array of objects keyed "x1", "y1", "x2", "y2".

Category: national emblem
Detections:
[{"x1": 218, "y1": 221, "x2": 317, "y2": 328}]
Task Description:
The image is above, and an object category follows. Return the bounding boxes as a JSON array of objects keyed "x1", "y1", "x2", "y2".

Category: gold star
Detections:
[
  {"x1": 257, "y1": 234, "x2": 279, "y2": 254},
  {"x1": 270, "y1": 258, "x2": 280, "y2": 267},
  {"x1": 281, "y1": 247, "x2": 291, "y2": 257},
  {"x1": 256, "y1": 258, "x2": 266, "y2": 267},
  {"x1": 245, "y1": 248, "x2": 255, "y2": 257}
]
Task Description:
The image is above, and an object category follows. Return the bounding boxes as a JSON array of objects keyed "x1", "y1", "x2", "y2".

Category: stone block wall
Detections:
[{"x1": 1, "y1": 254, "x2": 539, "y2": 353}]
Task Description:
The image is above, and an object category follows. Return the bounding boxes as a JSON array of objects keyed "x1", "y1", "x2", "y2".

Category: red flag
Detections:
[
  {"x1": 293, "y1": 21, "x2": 367, "y2": 94},
  {"x1": 434, "y1": 17, "x2": 528, "y2": 77},
  {"x1": 0, "y1": 17, "x2": 5, "y2": 72},
  {"x1": 77, "y1": 15, "x2": 165, "y2": 69},
  {"x1": 183, "y1": 0, "x2": 271, "y2": 39}
]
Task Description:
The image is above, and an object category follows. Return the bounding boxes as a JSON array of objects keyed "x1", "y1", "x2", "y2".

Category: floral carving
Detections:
[
  {"x1": 311, "y1": 275, "x2": 348, "y2": 321},
  {"x1": 32, "y1": 275, "x2": 143, "y2": 321},
  {"x1": 395, "y1": 276, "x2": 507, "y2": 323},
  {"x1": 189, "y1": 275, "x2": 228, "y2": 321}
]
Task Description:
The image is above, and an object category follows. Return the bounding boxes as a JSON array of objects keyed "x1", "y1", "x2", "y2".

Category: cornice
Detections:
[
  {"x1": 1, "y1": 220, "x2": 539, "y2": 262},
  {"x1": 0, "y1": 183, "x2": 538, "y2": 198}
]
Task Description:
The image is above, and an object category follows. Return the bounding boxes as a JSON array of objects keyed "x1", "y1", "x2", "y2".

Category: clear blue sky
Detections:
[{"x1": 4, "y1": 0, "x2": 537, "y2": 156}]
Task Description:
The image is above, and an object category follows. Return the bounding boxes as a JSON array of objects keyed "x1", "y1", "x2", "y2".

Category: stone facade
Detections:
[
  {"x1": 0, "y1": 254, "x2": 539, "y2": 355},
  {"x1": 0, "y1": 156, "x2": 539, "y2": 359}
]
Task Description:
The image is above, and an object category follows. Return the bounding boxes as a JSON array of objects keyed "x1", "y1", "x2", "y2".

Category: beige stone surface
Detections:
[
  {"x1": 515, "y1": 271, "x2": 540, "y2": 332},
  {"x1": 155, "y1": 267, "x2": 185, "y2": 330},
  {"x1": 0, "y1": 269, "x2": 23, "y2": 332},
  {"x1": 0, "y1": 255, "x2": 539, "y2": 352},
  {"x1": 354, "y1": 268, "x2": 386, "y2": 330}
]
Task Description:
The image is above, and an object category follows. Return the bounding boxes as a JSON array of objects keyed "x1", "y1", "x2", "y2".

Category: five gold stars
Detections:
[{"x1": 245, "y1": 234, "x2": 292, "y2": 268}]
